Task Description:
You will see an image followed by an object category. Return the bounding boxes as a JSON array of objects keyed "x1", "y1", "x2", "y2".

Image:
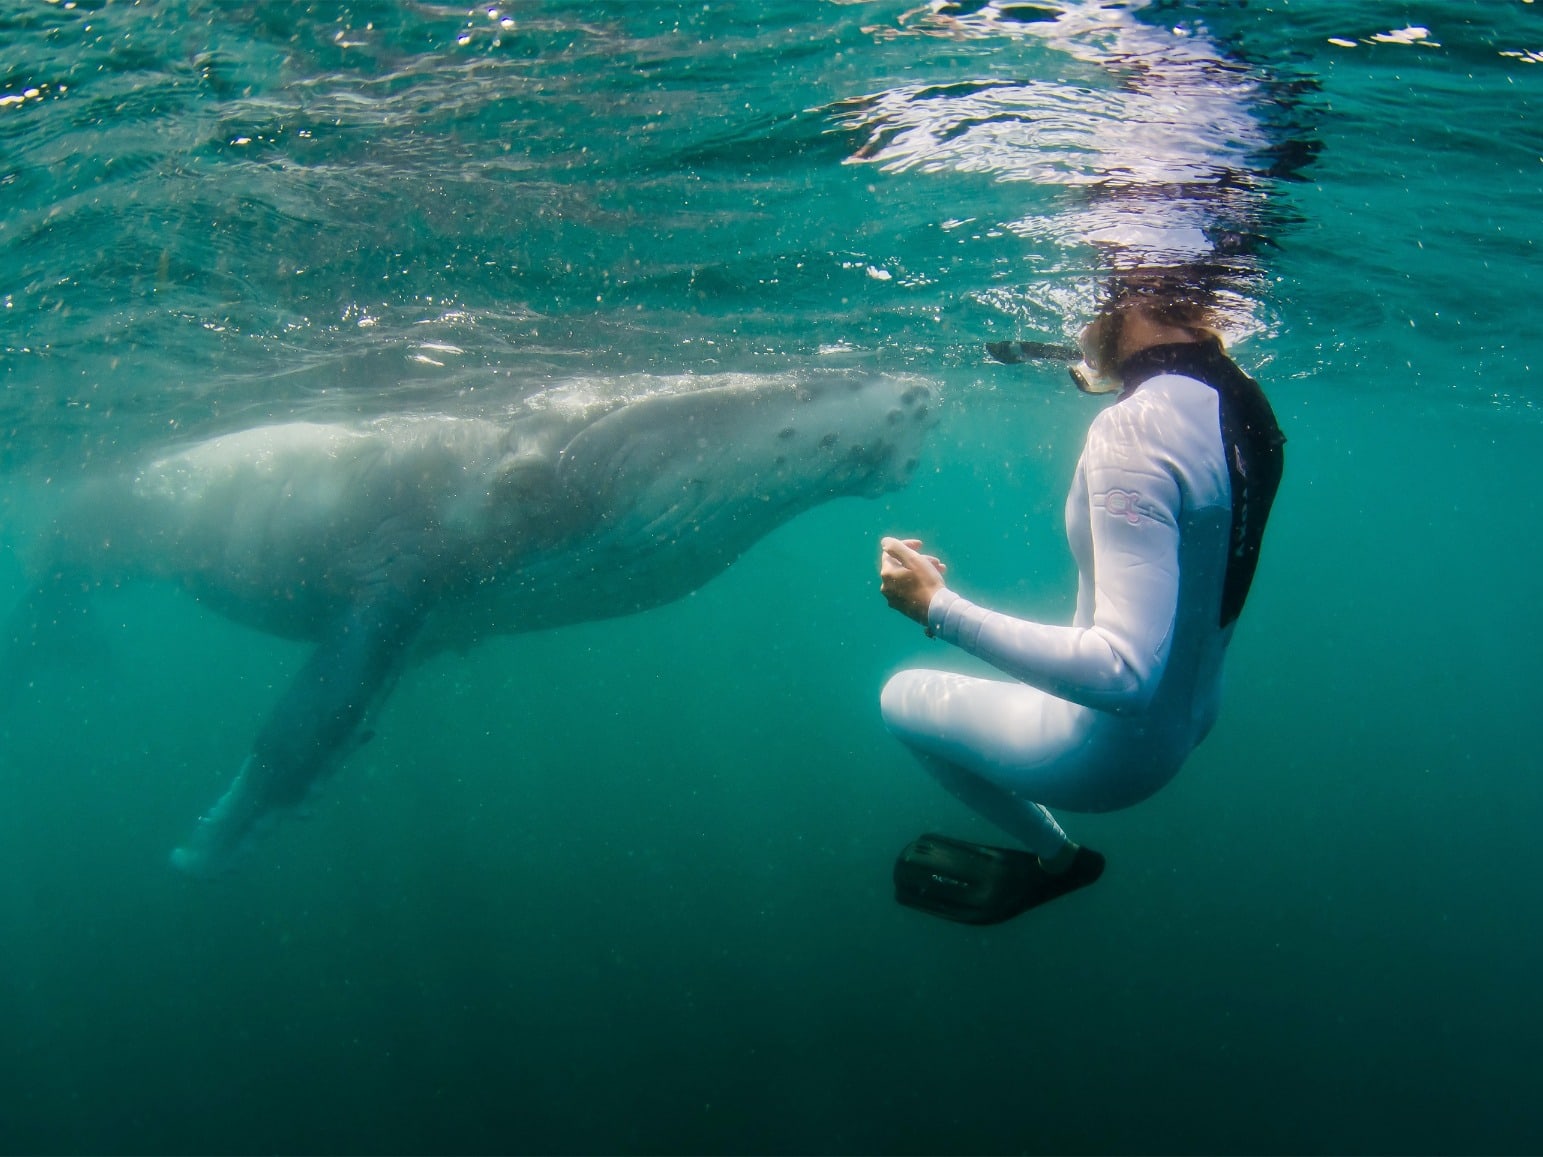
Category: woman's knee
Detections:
[{"x1": 879, "y1": 668, "x2": 932, "y2": 731}]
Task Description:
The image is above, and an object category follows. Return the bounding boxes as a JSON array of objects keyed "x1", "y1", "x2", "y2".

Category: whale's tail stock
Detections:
[
  {"x1": 0, "y1": 574, "x2": 107, "y2": 711},
  {"x1": 1, "y1": 477, "x2": 138, "y2": 709}
]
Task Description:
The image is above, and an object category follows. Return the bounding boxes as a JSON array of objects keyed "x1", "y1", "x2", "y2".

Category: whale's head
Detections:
[
  {"x1": 553, "y1": 371, "x2": 937, "y2": 559},
  {"x1": 766, "y1": 372, "x2": 938, "y2": 500}
]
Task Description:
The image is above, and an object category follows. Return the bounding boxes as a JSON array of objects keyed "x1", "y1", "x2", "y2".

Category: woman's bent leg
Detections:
[
  {"x1": 880, "y1": 668, "x2": 1100, "y2": 857},
  {"x1": 913, "y1": 750, "x2": 1071, "y2": 859}
]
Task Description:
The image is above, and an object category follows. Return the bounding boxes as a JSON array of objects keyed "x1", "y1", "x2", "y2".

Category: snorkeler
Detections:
[{"x1": 878, "y1": 274, "x2": 1285, "y2": 924}]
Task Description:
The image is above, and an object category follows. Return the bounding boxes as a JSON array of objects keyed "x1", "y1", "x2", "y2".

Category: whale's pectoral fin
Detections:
[{"x1": 171, "y1": 589, "x2": 425, "y2": 877}]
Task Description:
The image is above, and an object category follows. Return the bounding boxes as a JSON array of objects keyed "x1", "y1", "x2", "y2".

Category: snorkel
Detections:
[
  {"x1": 986, "y1": 265, "x2": 1230, "y2": 394},
  {"x1": 1068, "y1": 305, "x2": 1127, "y2": 395}
]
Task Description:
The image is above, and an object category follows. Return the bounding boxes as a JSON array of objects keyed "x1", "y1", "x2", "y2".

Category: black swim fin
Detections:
[{"x1": 892, "y1": 833, "x2": 1105, "y2": 925}]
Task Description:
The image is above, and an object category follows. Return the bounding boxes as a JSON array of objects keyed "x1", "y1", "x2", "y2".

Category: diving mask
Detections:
[
  {"x1": 1068, "y1": 309, "x2": 1125, "y2": 394},
  {"x1": 1068, "y1": 359, "x2": 1122, "y2": 394}
]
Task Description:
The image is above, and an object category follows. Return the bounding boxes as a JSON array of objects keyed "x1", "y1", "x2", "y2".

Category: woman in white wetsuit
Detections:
[{"x1": 879, "y1": 285, "x2": 1284, "y2": 914}]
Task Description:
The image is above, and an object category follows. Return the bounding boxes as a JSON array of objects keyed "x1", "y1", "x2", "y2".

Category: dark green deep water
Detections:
[{"x1": 3, "y1": 2, "x2": 1542, "y2": 1153}]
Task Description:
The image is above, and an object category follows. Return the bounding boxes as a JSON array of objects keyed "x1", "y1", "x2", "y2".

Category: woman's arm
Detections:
[{"x1": 891, "y1": 409, "x2": 1185, "y2": 714}]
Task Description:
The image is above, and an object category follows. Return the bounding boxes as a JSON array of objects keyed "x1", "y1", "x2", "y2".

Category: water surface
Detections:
[{"x1": 2, "y1": 2, "x2": 1541, "y2": 1153}]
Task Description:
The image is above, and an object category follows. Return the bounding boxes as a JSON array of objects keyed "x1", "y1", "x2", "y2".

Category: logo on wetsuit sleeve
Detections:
[{"x1": 1094, "y1": 488, "x2": 1159, "y2": 525}]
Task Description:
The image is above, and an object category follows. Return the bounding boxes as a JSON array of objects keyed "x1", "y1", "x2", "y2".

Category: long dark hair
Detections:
[{"x1": 1086, "y1": 265, "x2": 1227, "y2": 373}]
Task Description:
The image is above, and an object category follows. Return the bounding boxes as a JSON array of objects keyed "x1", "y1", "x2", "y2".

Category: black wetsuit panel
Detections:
[{"x1": 1119, "y1": 339, "x2": 1285, "y2": 627}]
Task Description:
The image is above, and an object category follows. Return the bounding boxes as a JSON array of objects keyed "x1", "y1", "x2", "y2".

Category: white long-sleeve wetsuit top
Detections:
[{"x1": 882, "y1": 339, "x2": 1283, "y2": 815}]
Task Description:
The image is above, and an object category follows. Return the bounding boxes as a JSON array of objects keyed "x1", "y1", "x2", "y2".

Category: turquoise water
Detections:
[{"x1": 3, "y1": 1, "x2": 1542, "y2": 1152}]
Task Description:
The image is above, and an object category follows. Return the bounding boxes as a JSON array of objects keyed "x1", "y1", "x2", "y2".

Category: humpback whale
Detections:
[{"x1": 17, "y1": 371, "x2": 936, "y2": 875}]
